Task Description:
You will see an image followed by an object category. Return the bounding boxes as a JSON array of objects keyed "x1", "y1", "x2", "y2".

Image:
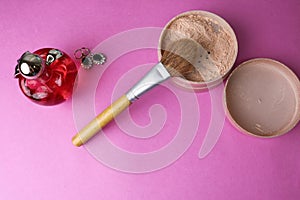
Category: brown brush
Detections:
[
  {"x1": 72, "y1": 38, "x2": 201, "y2": 147},
  {"x1": 161, "y1": 38, "x2": 201, "y2": 78}
]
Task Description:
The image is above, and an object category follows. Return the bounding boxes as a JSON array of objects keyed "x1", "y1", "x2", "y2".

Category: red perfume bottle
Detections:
[{"x1": 14, "y1": 48, "x2": 78, "y2": 105}]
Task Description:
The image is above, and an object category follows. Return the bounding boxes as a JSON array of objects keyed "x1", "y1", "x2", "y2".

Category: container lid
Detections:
[{"x1": 224, "y1": 58, "x2": 300, "y2": 137}]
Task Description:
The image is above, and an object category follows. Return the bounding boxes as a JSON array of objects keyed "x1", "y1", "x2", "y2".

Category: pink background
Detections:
[{"x1": 1, "y1": 0, "x2": 300, "y2": 199}]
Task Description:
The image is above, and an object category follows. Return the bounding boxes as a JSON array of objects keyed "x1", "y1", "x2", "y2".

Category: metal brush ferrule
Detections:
[{"x1": 125, "y1": 62, "x2": 171, "y2": 102}]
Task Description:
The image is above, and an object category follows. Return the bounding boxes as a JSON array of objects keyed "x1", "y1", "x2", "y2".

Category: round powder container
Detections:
[
  {"x1": 158, "y1": 10, "x2": 238, "y2": 91},
  {"x1": 224, "y1": 58, "x2": 300, "y2": 137}
]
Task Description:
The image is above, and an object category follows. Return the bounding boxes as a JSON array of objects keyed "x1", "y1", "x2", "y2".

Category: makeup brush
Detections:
[{"x1": 72, "y1": 38, "x2": 201, "y2": 147}]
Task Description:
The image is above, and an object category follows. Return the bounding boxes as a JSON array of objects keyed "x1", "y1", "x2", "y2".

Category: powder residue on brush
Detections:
[{"x1": 160, "y1": 13, "x2": 237, "y2": 82}]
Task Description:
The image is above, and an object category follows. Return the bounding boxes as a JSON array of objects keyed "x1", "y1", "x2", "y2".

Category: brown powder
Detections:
[{"x1": 160, "y1": 12, "x2": 237, "y2": 82}]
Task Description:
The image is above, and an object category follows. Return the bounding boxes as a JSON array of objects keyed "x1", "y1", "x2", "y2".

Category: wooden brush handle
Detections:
[{"x1": 72, "y1": 95, "x2": 131, "y2": 147}]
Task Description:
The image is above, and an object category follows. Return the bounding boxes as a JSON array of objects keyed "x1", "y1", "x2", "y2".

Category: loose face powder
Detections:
[
  {"x1": 159, "y1": 10, "x2": 238, "y2": 87},
  {"x1": 225, "y1": 58, "x2": 300, "y2": 137}
]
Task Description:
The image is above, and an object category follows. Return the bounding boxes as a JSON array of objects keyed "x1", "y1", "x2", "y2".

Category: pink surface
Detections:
[{"x1": 1, "y1": 0, "x2": 300, "y2": 199}]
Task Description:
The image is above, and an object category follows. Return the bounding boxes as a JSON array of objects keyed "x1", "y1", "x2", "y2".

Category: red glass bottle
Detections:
[{"x1": 14, "y1": 48, "x2": 78, "y2": 105}]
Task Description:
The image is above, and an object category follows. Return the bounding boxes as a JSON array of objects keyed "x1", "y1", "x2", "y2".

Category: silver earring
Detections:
[{"x1": 74, "y1": 47, "x2": 106, "y2": 69}]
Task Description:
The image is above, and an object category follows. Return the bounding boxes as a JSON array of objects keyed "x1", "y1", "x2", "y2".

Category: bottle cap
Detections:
[{"x1": 14, "y1": 51, "x2": 45, "y2": 79}]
